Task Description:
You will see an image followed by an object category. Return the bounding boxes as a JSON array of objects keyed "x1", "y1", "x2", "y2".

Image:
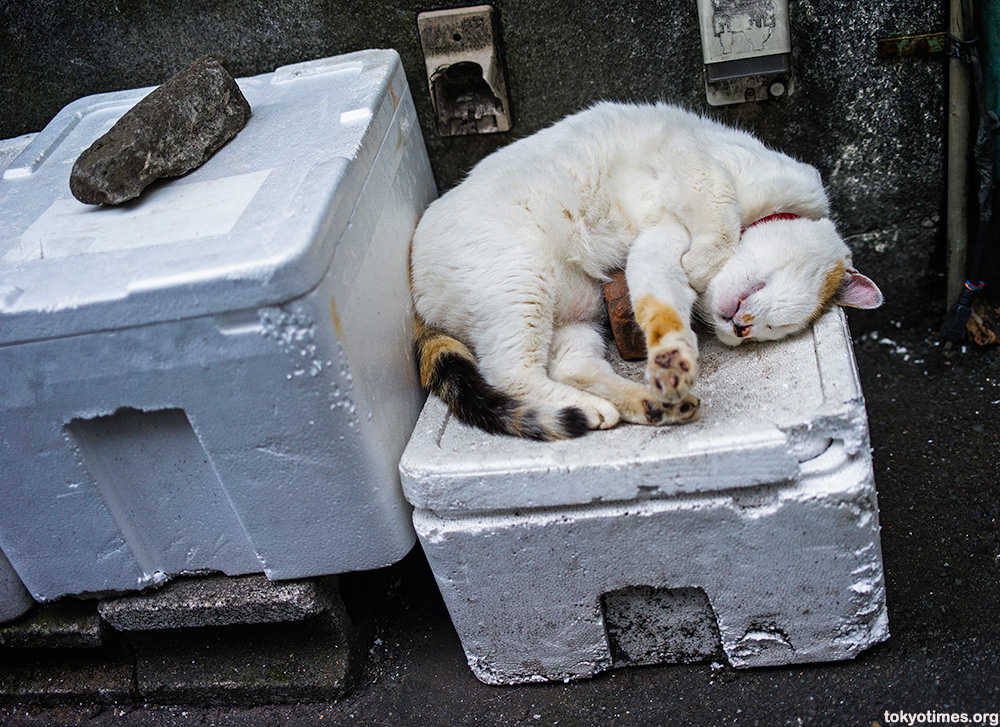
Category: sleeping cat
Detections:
[{"x1": 410, "y1": 102, "x2": 883, "y2": 440}]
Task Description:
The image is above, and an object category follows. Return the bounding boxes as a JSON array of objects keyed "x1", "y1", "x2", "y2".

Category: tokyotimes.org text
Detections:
[{"x1": 881, "y1": 711, "x2": 1000, "y2": 726}]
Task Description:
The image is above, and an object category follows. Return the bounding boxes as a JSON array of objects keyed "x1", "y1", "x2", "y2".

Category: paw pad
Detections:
[
  {"x1": 646, "y1": 337, "x2": 698, "y2": 403},
  {"x1": 640, "y1": 394, "x2": 700, "y2": 424}
]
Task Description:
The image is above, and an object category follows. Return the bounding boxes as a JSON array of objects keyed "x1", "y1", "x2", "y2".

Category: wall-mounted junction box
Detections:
[
  {"x1": 696, "y1": 0, "x2": 793, "y2": 106},
  {"x1": 417, "y1": 5, "x2": 512, "y2": 136}
]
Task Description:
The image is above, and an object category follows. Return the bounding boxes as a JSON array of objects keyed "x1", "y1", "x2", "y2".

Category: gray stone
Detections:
[
  {"x1": 0, "y1": 599, "x2": 107, "y2": 649},
  {"x1": 98, "y1": 573, "x2": 337, "y2": 631},
  {"x1": 69, "y1": 54, "x2": 251, "y2": 205}
]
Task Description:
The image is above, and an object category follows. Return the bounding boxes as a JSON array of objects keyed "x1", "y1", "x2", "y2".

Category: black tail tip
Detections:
[
  {"x1": 517, "y1": 406, "x2": 590, "y2": 441},
  {"x1": 558, "y1": 406, "x2": 590, "y2": 438}
]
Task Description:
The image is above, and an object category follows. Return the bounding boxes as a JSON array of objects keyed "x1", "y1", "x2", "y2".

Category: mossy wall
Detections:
[{"x1": 1, "y1": 1, "x2": 949, "y2": 324}]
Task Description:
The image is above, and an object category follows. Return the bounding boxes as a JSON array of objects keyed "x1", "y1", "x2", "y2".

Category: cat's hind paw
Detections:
[
  {"x1": 614, "y1": 383, "x2": 700, "y2": 426},
  {"x1": 645, "y1": 334, "x2": 698, "y2": 403},
  {"x1": 535, "y1": 392, "x2": 621, "y2": 435},
  {"x1": 580, "y1": 396, "x2": 622, "y2": 430}
]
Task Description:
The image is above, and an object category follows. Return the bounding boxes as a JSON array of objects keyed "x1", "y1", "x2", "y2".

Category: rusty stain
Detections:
[
  {"x1": 876, "y1": 32, "x2": 946, "y2": 59},
  {"x1": 330, "y1": 297, "x2": 345, "y2": 340},
  {"x1": 389, "y1": 84, "x2": 399, "y2": 111}
]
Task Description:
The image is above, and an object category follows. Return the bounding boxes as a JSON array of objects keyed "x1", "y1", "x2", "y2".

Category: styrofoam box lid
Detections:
[
  {"x1": 400, "y1": 309, "x2": 872, "y2": 512},
  {"x1": 0, "y1": 50, "x2": 407, "y2": 345}
]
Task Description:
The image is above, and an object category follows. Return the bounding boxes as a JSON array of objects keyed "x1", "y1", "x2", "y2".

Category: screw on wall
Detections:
[{"x1": 417, "y1": 5, "x2": 512, "y2": 136}]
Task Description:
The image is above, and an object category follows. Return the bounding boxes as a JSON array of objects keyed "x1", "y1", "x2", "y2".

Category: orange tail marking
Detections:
[{"x1": 634, "y1": 295, "x2": 685, "y2": 348}]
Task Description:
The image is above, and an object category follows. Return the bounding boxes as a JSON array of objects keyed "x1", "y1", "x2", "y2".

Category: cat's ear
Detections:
[{"x1": 833, "y1": 267, "x2": 884, "y2": 309}]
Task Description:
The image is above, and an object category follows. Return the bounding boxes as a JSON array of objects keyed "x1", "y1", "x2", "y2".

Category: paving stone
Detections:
[
  {"x1": 131, "y1": 612, "x2": 353, "y2": 705},
  {"x1": 0, "y1": 600, "x2": 107, "y2": 649},
  {"x1": 0, "y1": 643, "x2": 134, "y2": 705},
  {"x1": 98, "y1": 574, "x2": 337, "y2": 631},
  {"x1": 99, "y1": 574, "x2": 360, "y2": 704}
]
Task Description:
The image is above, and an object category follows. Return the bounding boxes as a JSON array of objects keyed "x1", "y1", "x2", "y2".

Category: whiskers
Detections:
[{"x1": 690, "y1": 301, "x2": 714, "y2": 331}]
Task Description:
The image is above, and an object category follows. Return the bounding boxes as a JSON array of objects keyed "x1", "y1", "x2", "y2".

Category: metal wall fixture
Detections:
[
  {"x1": 696, "y1": 0, "x2": 793, "y2": 106},
  {"x1": 417, "y1": 5, "x2": 512, "y2": 136}
]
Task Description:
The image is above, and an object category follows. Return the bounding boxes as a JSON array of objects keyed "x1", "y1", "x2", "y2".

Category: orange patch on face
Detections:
[
  {"x1": 812, "y1": 260, "x2": 846, "y2": 320},
  {"x1": 634, "y1": 295, "x2": 685, "y2": 347}
]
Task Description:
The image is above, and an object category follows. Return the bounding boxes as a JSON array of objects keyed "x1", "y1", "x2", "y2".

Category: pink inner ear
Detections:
[{"x1": 836, "y1": 268, "x2": 884, "y2": 310}]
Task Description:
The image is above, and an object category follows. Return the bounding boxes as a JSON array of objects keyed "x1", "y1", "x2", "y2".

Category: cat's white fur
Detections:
[{"x1": 411, "y1": 102, "x2": 882, "y2": 436}]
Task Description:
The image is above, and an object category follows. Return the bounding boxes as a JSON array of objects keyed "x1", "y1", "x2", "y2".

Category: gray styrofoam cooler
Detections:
[
  {"x1": 399, "y1": 309, "x2": 889, "y2": 684},
  {"x1": 0, "y1": 49, "x2": 437, "y2": 607}
]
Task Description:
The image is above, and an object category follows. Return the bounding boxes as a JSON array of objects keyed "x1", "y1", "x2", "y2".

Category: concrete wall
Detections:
[{"x1": 1, "y1": 1, "x2": 947, "y2": 326}]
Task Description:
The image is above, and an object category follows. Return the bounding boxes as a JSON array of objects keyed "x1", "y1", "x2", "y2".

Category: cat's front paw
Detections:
[
  {"x1": 641, "y1": 393, "x2": 700, "y2": 425},
  {"x1": 646, "y1": 334, "x2": 698, "y2": 403}
]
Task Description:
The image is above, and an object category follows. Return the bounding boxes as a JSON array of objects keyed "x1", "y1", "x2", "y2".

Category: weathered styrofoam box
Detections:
[
  {"x1": 0, "y1": 133, "x2": 38, "y2": 623},
  {"x1": 0, "y1": 49, "x2": 437, "y2": 608},
  {"x1": 399, "y1": 309, "x2": 889, "y2": 684}
]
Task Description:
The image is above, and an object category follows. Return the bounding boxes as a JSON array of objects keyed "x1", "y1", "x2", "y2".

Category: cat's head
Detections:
[{"x1": 705, "y1": 217, "x2": 883, "y2": 346}]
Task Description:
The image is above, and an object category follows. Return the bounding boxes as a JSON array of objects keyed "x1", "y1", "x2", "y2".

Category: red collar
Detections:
[{"x1": 742, "y1": 212, "x2": 801, "y2": 234}]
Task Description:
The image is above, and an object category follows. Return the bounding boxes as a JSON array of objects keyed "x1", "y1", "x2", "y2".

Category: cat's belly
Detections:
[{"x1": 553, "y1": 270, "x2": 603, "y2": 324}]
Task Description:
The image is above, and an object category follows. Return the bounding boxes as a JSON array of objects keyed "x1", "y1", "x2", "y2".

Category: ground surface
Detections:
[{"x1": 1, "y1": 304, "x2": 998, "y2": 727}]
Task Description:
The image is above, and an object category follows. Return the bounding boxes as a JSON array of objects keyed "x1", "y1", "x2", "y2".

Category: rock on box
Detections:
[
  {"x1": 399, "y1": 309, "x2": 889, "y2": 684},
  {"x1": 0, "y1": 50, "x2": 437, "y2": 607}
]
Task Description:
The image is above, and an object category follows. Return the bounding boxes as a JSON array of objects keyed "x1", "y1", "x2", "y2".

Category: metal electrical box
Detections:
[
  {"x1": 696, "y1": 0, "x2": 794, "y2": 105},
  {"x1": 417, "y1": 5, "x2": 512, "y2": 135}
]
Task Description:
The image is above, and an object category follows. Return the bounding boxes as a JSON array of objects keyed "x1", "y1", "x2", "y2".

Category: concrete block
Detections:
[
  {"x1": 130, "y1": 610, "x2": 354, "y2": 705},
  {"x1": 0, "y1": 49, "x2": 437, "y2": 601},
  {"x1": 400, "y1": 309, "x2": 889, "y2": 684},
  {"x1": 0, "y1": 643, "x2": 134, "y2": 705},
  {"x1": 97, "y1": 573, "x2": 358, "y2": 704},
  {"x1": 0, "y1": 600, "x2": 106, "y2": 649},
  {"x1": 98, "y1": 573, "x2": 338, "y2": 630}
]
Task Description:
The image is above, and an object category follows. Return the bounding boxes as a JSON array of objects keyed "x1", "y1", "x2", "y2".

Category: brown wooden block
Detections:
[{"x1": 602, "y1": 269, "x2": 647, "y2": 360}]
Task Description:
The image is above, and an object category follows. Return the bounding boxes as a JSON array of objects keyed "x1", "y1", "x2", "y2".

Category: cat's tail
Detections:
[{"x1": 414, "y1": 316, "x2": 590, "y2": 441}]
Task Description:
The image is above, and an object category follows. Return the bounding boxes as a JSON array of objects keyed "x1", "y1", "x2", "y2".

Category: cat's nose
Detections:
[{"x1": 733, "y1": 322, "x2": 752, "y2": 338}]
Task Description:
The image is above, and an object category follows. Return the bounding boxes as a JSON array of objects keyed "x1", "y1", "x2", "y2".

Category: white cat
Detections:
[{"x1": 410, "y1": 102, "x2": 883, "y2": 440}]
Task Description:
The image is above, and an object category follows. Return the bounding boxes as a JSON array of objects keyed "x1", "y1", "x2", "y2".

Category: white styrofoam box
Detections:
[
  {"x1": 0, "y1": 133, "x2": 38, "y2": 622},
  {"x1": 400, "y1": 309, "x2": 889, "y2": 684},
  {"x1": 0, "y1": 49, "x2": 438, "y2": 605},
  {"x1": 0, "y1": 547, "x2": 33, "y2": 623}
]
